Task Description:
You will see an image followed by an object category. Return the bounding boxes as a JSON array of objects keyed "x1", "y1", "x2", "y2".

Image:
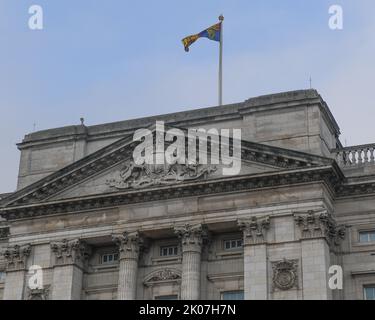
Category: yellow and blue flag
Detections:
[{"x1": 182, "y1": 22, "x2": 222, "y2": 52}]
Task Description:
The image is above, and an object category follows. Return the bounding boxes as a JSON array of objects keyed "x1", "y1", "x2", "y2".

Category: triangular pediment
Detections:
[{"x1": 1, "y1": 124, "x2": 333, "y2": 208}]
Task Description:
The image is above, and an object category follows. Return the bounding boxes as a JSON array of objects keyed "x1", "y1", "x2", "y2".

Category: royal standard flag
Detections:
[{"x1": 182, "y1": 22, "x2": 222, "y2": 52}]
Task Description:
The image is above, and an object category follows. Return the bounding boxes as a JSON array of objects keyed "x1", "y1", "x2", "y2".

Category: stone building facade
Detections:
[{"x1": 0, "y1": 89, "x2": 374, "y2": 300}]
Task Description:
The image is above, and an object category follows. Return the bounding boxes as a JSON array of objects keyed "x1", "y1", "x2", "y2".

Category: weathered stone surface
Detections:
[{"x1": 0, "y1": 89, "x2": 374, "y2": 300}]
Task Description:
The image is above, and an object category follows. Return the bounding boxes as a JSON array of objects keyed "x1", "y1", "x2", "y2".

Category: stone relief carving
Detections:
[
  {"x1": 144, "y1": 268, "x2": 182, "y2": 286},
  {"x1": 238, "y1": 216, "x2": 270, "y2": 245},
  {"x1": 106, "y1": 161, "x2": 217, "y2": 190},
  {"x1": 272, "y1": 259, "x2": 299, "y2": 291},
  {"x1": 50, "y1": 239, "x2": 91, "y2": 266},
  {"x1": 3, "y1": 244, "x2": 31, "y2": 271},
  {"x1": 294, "y1": 210, "x2": 346, "y2": 247},
  {"x1": 28, "y1": 287, "x2": 49, "y2": 300}
]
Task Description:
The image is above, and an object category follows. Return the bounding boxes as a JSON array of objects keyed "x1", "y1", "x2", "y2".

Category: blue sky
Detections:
[{"x1": 1, "y1": 0, "x2": 375, "y2": 192}]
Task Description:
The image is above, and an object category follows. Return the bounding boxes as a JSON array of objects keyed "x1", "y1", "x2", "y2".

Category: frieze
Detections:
[{"x1": 106, "y1": 161, "x2": 217, "y2": 190}]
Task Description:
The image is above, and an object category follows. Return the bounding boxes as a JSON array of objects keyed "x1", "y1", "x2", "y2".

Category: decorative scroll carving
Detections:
[
  {"x1": 272, "y1": 259, "x2": 299, "y2": 291},
  {"x1": 28, "y1": 287, "x2": 49, "y2": 300},
  {"x1": 294, "y1": 210, "x2": 346, "y2": 247},
  {"x1": 174, "y1": 224, "x2": 207, "y2": 253},
  {"x1": 106, "y1": 161, "x2": 217, "y2": 190},
  {"x1": 50, "y1": 239, "x2": 91, "y2": 267},
  {"x1": 238, "y1": 216, "x2": 270, "y2": 245},
  {"x1": 112, "y1": 231, "x2": 144, "y2": 260},
  {"x1": 144, "y1": 268, "x2": 182, "y2": 287},
  {"x1": 0, "y1": 227, "x2": 9, "y2": 239},
  {"x1": 3, "y1": 244, "x2": 31, "y2": 271}
]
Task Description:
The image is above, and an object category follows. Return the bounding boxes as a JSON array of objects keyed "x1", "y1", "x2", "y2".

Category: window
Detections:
[
  {"x1": 160, "y1": 245, "x2": 178, "y2": 257},
  {"x1": 155, "y1": 295, "x2": 178, "y2": 300},
  {"x1": 224, "y1": 239, "x2": 243, "y2": 250},
  {"x1": 0, "y1": 271, "x2": 5, "y2": 282},
  {"x1": 221, "y1": 291, "x2": 244, "y2": 300},
  {"x1": 359, "y1": 230, "x2": 375, "y2": 243},
  {"x1": 364, "y1": 286, "x2": 375, "y2": 300},
  {"x1": 100, "y1": 253, "x2": 119, "y2": 264}
]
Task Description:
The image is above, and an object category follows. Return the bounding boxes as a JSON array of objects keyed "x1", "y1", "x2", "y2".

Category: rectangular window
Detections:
[
  {"x1": 221, "y1": 290, "x2": 244, "y2": 300},
  {"x1": 223, "y1": 239, "x2": 243, "y2": 250},
  {"x1": 160, "y1": 245, "x2": 178, "y2": 257},
  {"x1": 100, "y1": 253, "x2": 119, "y2": 265},
  {"x1": 359, "y1": 230, "x2": 375, "y2": 243},
  {"x1": 364, "y1": 286, "x2": 375, "y2": 300},
  {"x1": 0, "y1": 271, "x2": 5, "y2": 282}
]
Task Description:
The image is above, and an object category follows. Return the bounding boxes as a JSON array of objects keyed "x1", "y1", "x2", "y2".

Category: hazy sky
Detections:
[{"x1": 1, "y1": 0, "x2": 374, "y2": 193}]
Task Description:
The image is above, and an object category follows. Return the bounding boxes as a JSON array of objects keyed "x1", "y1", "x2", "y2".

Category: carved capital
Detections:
[
  {"x1": 238, "y1": 216, "x2": 270, "y2": 245},
  {"x1": 294, "y1": 210, "x2": 346, "y2": 248},
  {"x1": 174, "y1": 224, "x2": 207, "y2": 253},
  {"x1": 50, "y1": 239, "x2": 91, "y2": 267},
  {"x1": 112, "y1": 231, "x2": 143, "y2": 261},
  {"x1": 3, "y1": 244, "x2": 31, "y2": 271}
]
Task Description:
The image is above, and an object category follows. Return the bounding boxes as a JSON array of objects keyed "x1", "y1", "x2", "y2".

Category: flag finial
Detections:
[{"x1": 219, "y1": 14, "x2": 224, "y2": 21}]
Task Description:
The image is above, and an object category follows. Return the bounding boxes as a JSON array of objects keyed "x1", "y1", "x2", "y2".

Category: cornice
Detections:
[{"x1": 0, "y1": 166, "x2": 339, "y2": 221}]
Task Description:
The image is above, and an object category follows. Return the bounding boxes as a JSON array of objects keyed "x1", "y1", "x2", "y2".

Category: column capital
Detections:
[
  {"x1": 238, "y1": 216, "x2": 270, "y2": 245},
  {"x1": 112, "y1": 231, "x2": 143, "y2": 261},
  {"x1": 174, "y1": 223, "x2": 207, "y2": 253},
  {"x1": 50, "y1": 238, "x2": 91, "y2": 268},
  {"x1": 294, "y1": 210, "x2": 346, "y2": 248},
  {"x1": 2, "y1": 244, "x2": 31, "y2": 271}
]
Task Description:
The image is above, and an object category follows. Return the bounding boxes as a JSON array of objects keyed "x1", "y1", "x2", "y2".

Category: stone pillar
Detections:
[
  {"x1": 294, "y1": 210, "x2": 346, "y2": 300},
  {"x1": 113, "y1": 231, "x2": 142, "y2": 300},
  {"x1": 2, "y1": 244, "x2": 31, "y2": 300},
  {"x1": 238, "y1": 216, "x2": 270, "y2": 300},
  {"x1": 50, "y1": 239, "x2": 90, "y2": 300},
  {"x1": 175, "y1": 224, "x2": 205, "y2": 300}
]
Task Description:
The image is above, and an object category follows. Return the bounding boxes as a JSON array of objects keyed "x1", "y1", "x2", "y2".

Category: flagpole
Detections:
[{"x1": 219, "y1": 15, "x2": 224, "y2": 106}]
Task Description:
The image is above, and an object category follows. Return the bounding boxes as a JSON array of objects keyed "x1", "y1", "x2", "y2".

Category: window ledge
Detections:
[
  {"x1": 152, "y1": 256, "x2": 181, "y2": 264},
  {"x1": 215, "y1": 251, "x2": 243, "y2": 259}
]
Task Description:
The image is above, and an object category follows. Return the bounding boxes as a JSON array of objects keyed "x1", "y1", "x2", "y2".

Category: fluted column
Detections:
[
  {"x1": 113, "y1": 231, "x2": 142, "y2": 300},
  {"x1": 175, "y1": 224, "x2": 205, "y2": 300},
  {"x1": 50, "y1": 239, "x2": 90, "y2": 300},
  {"x1": 238, "y1": 216, "x2": 270, "y2": 300},
  {"x1": 2, "y1": 244, "x2": 31, "y2": 300}
]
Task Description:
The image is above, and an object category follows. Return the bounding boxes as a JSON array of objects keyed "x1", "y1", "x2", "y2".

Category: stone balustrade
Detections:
[{"x1": 333, "y1": 144, "x2": 375, "y2": 167}]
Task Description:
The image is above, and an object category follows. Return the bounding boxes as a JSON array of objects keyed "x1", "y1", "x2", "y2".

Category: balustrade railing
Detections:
[{"x1": 333, "y1": 144, "x2": 375, "y2": 167}]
